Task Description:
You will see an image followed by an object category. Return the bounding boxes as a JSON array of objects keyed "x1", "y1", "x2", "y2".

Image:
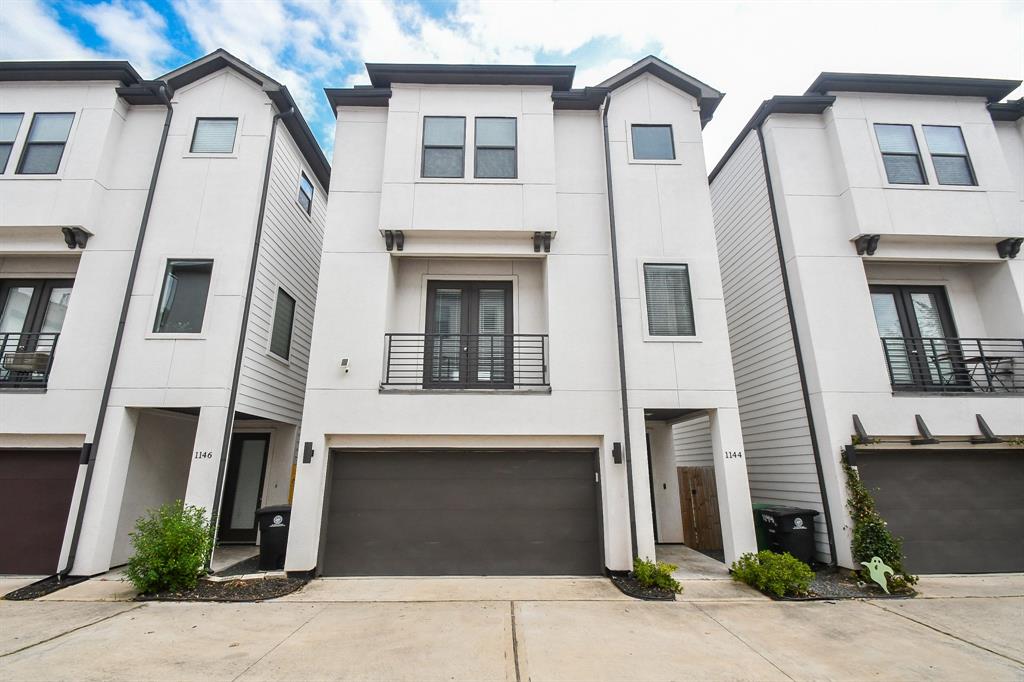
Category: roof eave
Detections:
[
  {"x1": 807, "y1": 72, "x2": 1022, "y2": 103},
  {"x1": 364, "y1": 63, "x2": 576, "y2": 90},
  {"x1": 0, "y1": 61, "x2": 142, "y2": 86}
]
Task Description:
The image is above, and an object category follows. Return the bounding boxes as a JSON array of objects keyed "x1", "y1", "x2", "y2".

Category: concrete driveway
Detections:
[{"x1": 1, "y1": 574, "x2": 1021, "y2": 681}]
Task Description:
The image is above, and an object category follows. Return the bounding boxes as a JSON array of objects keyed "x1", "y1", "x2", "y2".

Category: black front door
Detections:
[
  {"x1": 218, "y1": 433, "x2": 270, "y2": 543},
  {"x1": 424, "y1": 281, "x2": 513, "y2": 388}
]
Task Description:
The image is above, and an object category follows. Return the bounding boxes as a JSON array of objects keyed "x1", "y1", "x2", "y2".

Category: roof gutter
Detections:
[
  {"x1": 61, "y1": 83, "x2": 173, "y2": 577},
  {"x1": 205, "y1": 106, "x2": 296, "y2": 570},
  {"x1": 601, "y1": 92, "x2": 638, "y2": 561}
]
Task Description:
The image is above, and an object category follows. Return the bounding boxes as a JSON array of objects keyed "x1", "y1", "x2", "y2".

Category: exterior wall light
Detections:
[
  {"x1": 854, "y1": 234, "x2": 880, "y2": 256},
  {"x1": 61, "y1": 226, "x2": 92, "y2": 249},
  {"x1": 383, "y1": 230, "x2": 405, "y2": 251},
  {"x1": 996, "y1": 237, "x2": 1022, "y2": 259}
]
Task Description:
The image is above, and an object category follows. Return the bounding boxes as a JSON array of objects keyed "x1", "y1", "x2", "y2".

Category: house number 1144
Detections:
[{"x1": 725, "y1": 450, "x2": 744, "y2": 459}]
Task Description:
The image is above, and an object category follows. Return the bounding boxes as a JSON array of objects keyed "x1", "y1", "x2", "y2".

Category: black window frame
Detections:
[
  {"x1": 152, "y1": 259, "x2": 214, "y2": 334},
  {"x1": 0, "y1": 112, "x2": 25, "y2": 174},
  {"x1": 269, "y1": 287, "x2": 296, "y2": 360},
  {"x1": 630, "y1": 124, "x2": 676, "y2": 161},
  {"x1": 873, "y1": 123, "x2": 928, "y2": 185},
  {"x1": 189, "y1": 117, "x2": 239, "y2": 154},
  {"x1": 421, "y1": 116, "x2": 466, "y2": 178},
  {"x1": 473, "y1": 117, "x2": 518, "y2": 179},
  {"x1": 16, "y1": 112, "x2": 74, "y2": 175},
  {"x1": 922, "y1": 125, "x2": 977, "y2": 186},
  {"x1": 297, "y1": 172, "x2": 314, "y2": 215},
  {"x1": 642, "y1": 262, "x2": 696, "y2": 337}
]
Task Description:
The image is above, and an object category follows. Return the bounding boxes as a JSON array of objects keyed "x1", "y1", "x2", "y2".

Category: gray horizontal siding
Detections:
[{"x1": 673, "y1": 416, "x2": 713, "y2": 467}]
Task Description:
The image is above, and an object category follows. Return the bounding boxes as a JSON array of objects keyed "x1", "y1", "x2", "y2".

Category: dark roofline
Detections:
[
  {"x1": 325, "y1": 87, "x2": 393, "y2": 110},
  {"x1": 599, "y1": 56, "x2": 724, "y2": 127},
  {"x1": 708, "y1": 95, "x2": 836, "y2": 184},
  {"x1": 366, "y1": 63, "x2": 575, "y2": 90},
  {"x1": 806, "y1": 72, "x2": 1021, "y2": 103},
  {"x1": 551, "y1": 87, "x2": 609, "y2": 110},
  {"x1": 989, "y1": 98, "x2": 1024, "y2": 121},
  {"x1": 0, "y1": 60, "x2": 142, "y2": 85}
]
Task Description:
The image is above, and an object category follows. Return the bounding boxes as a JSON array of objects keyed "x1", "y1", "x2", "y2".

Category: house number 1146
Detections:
[{"x1": 193, "y1": 451, "x2": 213, "y2": 460}]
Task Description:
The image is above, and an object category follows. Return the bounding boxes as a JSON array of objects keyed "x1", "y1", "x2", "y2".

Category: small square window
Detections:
[
  {"x1": 17, "y1": 113, "x2": 74, "y2": 174},
  {"x1": 923, "y1": 125, "x2": 976, "y2": 186},
  {"x1": 422, "y1": 116, "x2": 465, "y2": 178},
  {"x1": 874, "y1": 124, "x2": 926, "y2": 185},
  {"x1": 269, "y1": 288, "x2": 296, "y2": 359},
  {"x1": 631, "y1": 125, "x2": 675, "y2": 161},
  {"x1": 474, "y1": 117, "x2": 517, "y2": 178},
  {"x1": 297, "y1": 173, "x2": 314, "y2": 214},
  {"x1": 154, "y1": 260, "x2": 213, "y2": 333},
  {"x1": 643, "y1": 263, "x2": 695, "y2": 337},
  {"x1": 190, "y1": 118, "x2": 238, "y2": 154},
  {"x1": 0, "y1": 113, "x2": 24, "y2": 173}
]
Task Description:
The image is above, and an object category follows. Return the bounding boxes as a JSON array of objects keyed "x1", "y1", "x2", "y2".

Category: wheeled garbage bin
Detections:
[
  {"x1": 255, "y1": 504, "x2": 291, "y2": 570},
  {"x1": 756, "y1": 506, "x2": 819, "y2": 565}
]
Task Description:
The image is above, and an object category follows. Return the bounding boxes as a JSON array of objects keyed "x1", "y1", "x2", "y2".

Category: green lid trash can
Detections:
[{"x1": 756, "y1": 505, "x2": 819, "y2": 565}]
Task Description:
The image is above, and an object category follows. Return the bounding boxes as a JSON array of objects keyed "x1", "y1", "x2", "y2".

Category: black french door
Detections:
[
  {"x1": 424, "y1": 281, "x2": 513, "y2": 389},
  {"x1": 0, "y1": 279, "x2": 73, "y2": 384}
]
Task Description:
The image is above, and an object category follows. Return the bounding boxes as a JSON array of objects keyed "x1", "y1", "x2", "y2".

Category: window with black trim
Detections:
[
  {"x1": 0, "y1": 113, "x2": 25, "y2": 173},
  {"x1": 269, "y1": 288, "x2": 296, "y2": 360},
  {"x1": 923, "y1": 125, "x2": 976, "y2": 186},
  {"x1": 474, "y1": 117, "x2": 516, "y2": 178},
  {"x1": 644, "y1": 263, "x2": 695, "y2": 337},
  {"x1": 297, "y1": 173, "x2": 314, "y2": 214},
  {"x1": 153, "y1": 260, "x2": 213, "y2": 334},
  {"x1": 422, "y1": 116, "x2": 465, "y2": 178},
  {"x1": 17, "y1": 113, "x2": 74, "y2": 174},
  {"x1": 190, "y1": 118, "x2": 238, "y2": 154},
  {"x1": 631, "y1": 124, "x2": 675, "y2": 160},
  {"x1": 874, "y1": 124, "x2": 926, "y2": 185}
]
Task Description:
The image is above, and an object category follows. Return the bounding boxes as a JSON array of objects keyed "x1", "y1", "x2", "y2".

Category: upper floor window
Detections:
[
  {"x1": 474, "y1": 117, "x2": 517, "y2": 178},
  {"x1": 422, "y1": 116, "x2": 465, "y2": 178},
  {"x1": 0, "y1": 113, "x2": 24, "y2": 173},
  {"x1": 154, "y1": 259, "x2": 213, "y2": 334},
  {"x1": 631, "y1": 124, "x2": 675, "y2": 160},
  {"x1": 923, "y1": 125, "x2": 976, "y2": 186},
  {"x1": 17, "y1": 113, "x2": 74, "y2": 175},
  {"x1": 297, "y1": 173, "x2": 314, "y2": 215},
  {"x1": 643, "y1": 263, "x2": 695, "y2": 337},
  {"x1": 269, "y1": 288, "x2": 296, "y2": 360},
  {"x1": 874, "y1": 123, "x2": 926, "y2": 185},
  {"x1": 190, "y1": 118, "x2": 238, "y2": 154}
]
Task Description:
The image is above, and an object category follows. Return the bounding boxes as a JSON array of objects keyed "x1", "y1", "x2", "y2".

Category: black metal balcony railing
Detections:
[
  {"x1": 880, "y1": 337, "x2": 1024, "y2": 393},
  {"x1": 383, "y1": 333, "x2": 548, "y2": 389},
  {"x1": 0, "y1": 332, "x2": 60, "y2": 389}
]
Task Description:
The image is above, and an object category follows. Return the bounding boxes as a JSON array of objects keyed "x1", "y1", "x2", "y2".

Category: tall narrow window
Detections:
[
  {"x1": 874, "y1": 124, "x2": 926, "y2": 185},
  {"x1": 474, "y1": 117, "x2": 516, "y2": 178},
  {"x1": 190, "y1": 118, "x2": 238, "y2": 154},
  {"x1": 0, "y1": 113, "x2": 24, "y2": 173},
  {"x1": 923, "y1": 125, "x2": 976, "y2": 186},
  {"x1": 154, "y1": 260, "x2": 213, "y2": 333},
  {"x1": 631, "y1": 124, "x2": 675, "y2": 160},
  {"x1": 643, "y1": 263, "x2": 695, "y2": 337},
  {"x1": 17, "y1": 113, "x2": 74, "y2": 174},
  {"x1": 422, "y1": 116, "x2": 465, "y2": 178},
  {"x1": 269, "y1": 288, "x2": 296, "y2": 360},
  {"x1": 297, "y1": 173, "x2": 314, "y2": 214}
]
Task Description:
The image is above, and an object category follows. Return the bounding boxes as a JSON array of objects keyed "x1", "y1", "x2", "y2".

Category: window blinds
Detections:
[{"x1": 643, "y1": 263, "x2": 695, "y2": 336}]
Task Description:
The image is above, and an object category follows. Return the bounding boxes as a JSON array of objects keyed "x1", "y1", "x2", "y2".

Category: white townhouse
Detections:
[
  {"x1": 709, "y1": 73, "x2": 1023, "y2": 574},
  {"x1": 286, "y1": 56, "x2": 758, "y2": 577},
  {"x1": 0, "y1": 50, "x2": 329, "y2": 577}
]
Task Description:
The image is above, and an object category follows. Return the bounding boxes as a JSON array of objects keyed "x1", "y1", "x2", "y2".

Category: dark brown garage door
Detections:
[
  {"x1": 856, "y1": 449, "x2": 1024, "y2": 574},
  {"x1": 0, "y1": 449, "x2": 80, "y2": 574},
  {"x1": 322, "y1": 449, "x2": 603, "y2": 576}
]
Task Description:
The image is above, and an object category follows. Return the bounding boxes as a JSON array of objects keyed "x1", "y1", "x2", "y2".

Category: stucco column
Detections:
[
  {"x1": 709, "y1": 407, "x2": 757, "y2": 565},
  {"x1": 628, "y1": 407, "x2": 657, "y2": 561},
  {"x1": 71, "y1": 406, "x2": 138, "y2": 576},
  {"x1": 284, "y1": 427, "x2": 327, "y2": 574},
  {"x1": 184, "y1": 405, "x2": 230, "y2": 525}
]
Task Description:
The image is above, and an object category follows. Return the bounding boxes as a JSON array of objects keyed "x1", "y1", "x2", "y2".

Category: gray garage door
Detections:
[
  {"x1": 856, "y1": 449, "x2": 1024, "y2": 574},
  {"x1": 322, "y1": 449, "x2": 603, "y2": 576}
]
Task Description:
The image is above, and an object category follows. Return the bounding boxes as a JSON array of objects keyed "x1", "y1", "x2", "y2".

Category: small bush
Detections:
[
  {"x1": 125, "y1": 501, "x2": 211, "y2": 593},
  {"x1": 731, "y1": 550, "x2": 814, "y2": 597},
  {"x1": 632, "y1": 557, "x2": 683, "y2": 593}
]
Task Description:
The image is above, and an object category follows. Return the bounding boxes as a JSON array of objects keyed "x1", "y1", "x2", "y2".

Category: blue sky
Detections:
[{"x1": 2, "y1": 0, "x2": 1022, "y2": 165}]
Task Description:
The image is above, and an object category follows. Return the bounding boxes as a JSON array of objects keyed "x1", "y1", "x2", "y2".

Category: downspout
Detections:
[
  {"x1": 755, "y1": 125, "x2": 838, "y2": 567},
  {"x1": 61, "y1": 84, "x2": 174, "y2": 577},
  {"x1": 205, "y1": 106, "x2": 295, "y2": 569},
  {"x1": 601, "y1": 93, "x2": 638, "y2": 561}
]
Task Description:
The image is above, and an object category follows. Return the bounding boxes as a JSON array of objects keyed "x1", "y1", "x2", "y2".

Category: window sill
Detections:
[
  {"x1": 182, "y1": 153, "x2": 238, "y2": 160},
  {"x1": 145, "y1": 332, "x2": 207, "y2": 340},
  {"x1": 266, "y1": 351, "x2": 291, "y2": 367},
  {"x1": 642, "y1": 335, "x2": 702, "y2": 343},
  {"x1": 879, "y1": 183, "x2": 984, "y2": 192},
  {"x1": 0, "y1": 386, "x2": 47, "y2": 394},
  {"x1": 627, "y1": 158, "x2": 682, "y2": 166},
  {"x1": 0, "y1": 175, "x2": 64, "y2": 181},
  {"x1": 379, "y1": 386, "x2": 551, "y2": 395},
  {"x1": 415, "y1": 177, "x2": 523, "y2": 186}
]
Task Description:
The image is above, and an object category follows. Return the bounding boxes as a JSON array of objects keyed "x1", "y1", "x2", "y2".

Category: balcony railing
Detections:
[
  {"x1": 880, "y1": 337, "x2": 1024, "y2": 393},
  {"x1": 0, "y1": 332, "x2": 60, "y2": 389},
  {"x1": 383, "y1": 333, "x2": 548, "y2": 389}
]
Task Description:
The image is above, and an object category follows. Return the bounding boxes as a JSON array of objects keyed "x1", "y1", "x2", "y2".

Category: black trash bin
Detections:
[
  {"x1": 756, "y1": 505, "x2": 819, "y2": 565},
  {"x1": 255, "y1": 504, "x2": 291, "y2": 571}
]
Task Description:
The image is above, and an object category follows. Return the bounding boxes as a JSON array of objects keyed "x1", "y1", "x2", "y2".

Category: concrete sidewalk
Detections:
[{"x1": 1, "y1": 575, "x2": 1021, "y2": 681}]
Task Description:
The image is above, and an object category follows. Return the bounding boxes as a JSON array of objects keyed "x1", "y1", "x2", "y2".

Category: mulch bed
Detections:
[
  {"x1": 137, "y1": 576, "x2": 307, "y2": 603},
  {"x1": 3, "y1": 575, "x2": 88, "y2": 601},
  {"x1": 773, "y1": 568, "x2": 916, "y2": 601},
  {"x1": 610, "y1": 575, "x2": 677, "y2": 601}
]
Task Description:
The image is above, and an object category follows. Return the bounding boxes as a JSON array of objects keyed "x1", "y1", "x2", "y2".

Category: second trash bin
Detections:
[
  {"x1": 756, "y1": 505, "x2": 819, "y2": 565},
  {"x1": 255, "y1": 504, "x2": 291, "y2": 571}
]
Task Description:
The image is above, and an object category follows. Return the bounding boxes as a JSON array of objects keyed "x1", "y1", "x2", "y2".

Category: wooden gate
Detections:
[{"x1": 677, "y1": 466, "x2": 723, "y2": 551}]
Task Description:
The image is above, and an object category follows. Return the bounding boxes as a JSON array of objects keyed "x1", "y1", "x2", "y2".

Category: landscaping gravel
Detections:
[
  {"x1": 137, "y1": 576, "x2": 307, "y2": 602},
  {"x1": 3, "y1": 575, "x2": 88, "y2": 601},
  {"x1": 789, "y1": 568, "x2": 915, "y2": 601},
  {"x1": 610, "y1": 575, "x2": 677, "y2": 601}
]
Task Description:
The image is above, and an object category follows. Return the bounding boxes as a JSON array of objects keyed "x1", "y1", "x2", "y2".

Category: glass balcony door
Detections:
[
  {"x1": 0, "y1": 279, "x2": 72, "y2": 384},
  {"x1": 424, "y1": 281, "x2": 513, "y2": 389}
]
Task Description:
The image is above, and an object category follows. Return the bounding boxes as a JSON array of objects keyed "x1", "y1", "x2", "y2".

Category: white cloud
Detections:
[
  {"x1": 76, "y1": 1, "x2": 176, "y2": 77},
  {"x1": 0, "y1": 0, "x2": 98, "y2": 60}
]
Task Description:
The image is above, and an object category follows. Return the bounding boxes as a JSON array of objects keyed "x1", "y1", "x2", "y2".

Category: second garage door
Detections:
[{"x1": 322, "y1": 449, "x2": 603, "y2": 576}]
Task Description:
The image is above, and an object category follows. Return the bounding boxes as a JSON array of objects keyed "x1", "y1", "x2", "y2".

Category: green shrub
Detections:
[
  {"x1": 632, "y1": 557, "x2": 683, "y2": 594},
  {"x1": 731, "y1": 550, "x2": 814, "y2": 597},
  {"x1": 125, "y1": 501, "x2": 211, "y2": 593}
]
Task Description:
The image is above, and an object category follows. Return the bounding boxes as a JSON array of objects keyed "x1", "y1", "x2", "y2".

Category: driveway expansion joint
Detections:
[
  {"x1": 692, "y1": 602, "x2": 796, "y2": 681},
  {"x1": 0, "y1": 602, "x2": 146, "y2": 659}
]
